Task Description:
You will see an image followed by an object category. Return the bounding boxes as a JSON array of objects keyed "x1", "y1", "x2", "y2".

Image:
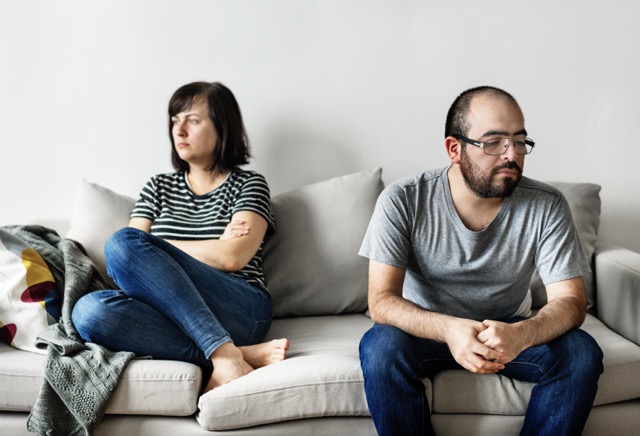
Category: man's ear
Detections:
[{"x1": 445, "y1": 136, "x2": 462, "y2": 164}]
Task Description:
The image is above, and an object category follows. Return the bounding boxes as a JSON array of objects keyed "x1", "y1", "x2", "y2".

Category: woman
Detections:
[{"x1": 72, "y1": 81, "x2": 288, "y2": 392}]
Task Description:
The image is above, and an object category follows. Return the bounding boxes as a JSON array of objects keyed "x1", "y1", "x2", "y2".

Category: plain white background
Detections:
[{"x1": 1, "y1": 0, "x2": 639, "y2": 252}]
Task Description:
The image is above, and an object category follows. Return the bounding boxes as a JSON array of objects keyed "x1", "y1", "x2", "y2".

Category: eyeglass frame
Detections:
[{"x1": 452, "y1": 134, "x2": 535, "y2": 156}]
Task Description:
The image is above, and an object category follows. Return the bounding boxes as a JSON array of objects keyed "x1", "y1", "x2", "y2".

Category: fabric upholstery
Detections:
[
  {"x1": 595, "y1": 242, "x2": 640, "y2": 346},
  {"x1": 263, "y1": 169, "x2": 384, "y2": 318},
  {"x1": 197, "y1": 315, "x2": 375, "y2": 431},
  {"x1": 66, "y1": 179, "x2": 135, "y2": 286},
  {"x1": 0, "y1": 342, "x2": 201, "y2": 416}
]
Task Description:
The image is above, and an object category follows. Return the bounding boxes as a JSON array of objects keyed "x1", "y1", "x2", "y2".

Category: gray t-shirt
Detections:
[{"x1": 359, "y1": 166, "x2": 590, "y2": 321}]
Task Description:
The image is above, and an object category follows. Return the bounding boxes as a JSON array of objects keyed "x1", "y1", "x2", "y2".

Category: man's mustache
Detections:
[{"x1": 493, "y1": 161, "x2": 522, "y2": 175}]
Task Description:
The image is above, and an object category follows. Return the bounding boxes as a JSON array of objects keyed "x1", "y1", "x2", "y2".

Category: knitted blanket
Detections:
[{"x1": 1, "y1": 225, "x2": 134, "y2": 436}]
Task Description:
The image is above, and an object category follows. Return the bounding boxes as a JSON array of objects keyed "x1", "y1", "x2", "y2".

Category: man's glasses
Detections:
[{"x1": 453, "y1": 134, "x2": 535, "y2": 156}]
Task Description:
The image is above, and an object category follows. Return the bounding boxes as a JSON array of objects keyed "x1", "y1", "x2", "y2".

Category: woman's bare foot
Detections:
[
  {"x1": 239, "y1": 338, "x2": 290, "y2": 369},
  {"x1": 203, "y1": 343, "x2": 254, "y2": 393}
]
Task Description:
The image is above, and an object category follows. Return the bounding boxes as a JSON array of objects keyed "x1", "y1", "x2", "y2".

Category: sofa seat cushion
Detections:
[
  {"x1": 197, "y1": 315, "x2": 381, "y2": 431},
  {"x1": 0, "y1": 342, "x2": 202, "y2": 416},
  {"x1": 429, "y1": 314, "x2": 640, "y2": 415}
]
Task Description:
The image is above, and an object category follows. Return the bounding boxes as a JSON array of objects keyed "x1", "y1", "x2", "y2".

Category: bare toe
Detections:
[{"x1": 240, "y1": 338, "x2": 290, "y2": 368}]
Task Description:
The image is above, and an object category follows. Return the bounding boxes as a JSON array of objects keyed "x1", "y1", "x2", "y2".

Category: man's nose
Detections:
[{"x1": 501, "y1": 139, "x2": 519, "y2": 160}]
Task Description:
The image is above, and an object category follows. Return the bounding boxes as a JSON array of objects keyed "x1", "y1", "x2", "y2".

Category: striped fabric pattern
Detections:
[{"x1": 130, "y1": 169, "x2": 275, "y2": 292}]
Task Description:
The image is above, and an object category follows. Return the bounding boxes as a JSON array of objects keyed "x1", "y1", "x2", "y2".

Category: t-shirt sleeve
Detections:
[
  {"x1": 535, "y1": 192, "x2": 590, "y2": 285},
  {"x1": 130, "y1": 176, "x2": 161, "y2": 222},
  {"x1": 359, "y1": 183, "x2": 411, "y2": 270},
  {"x1": 232, "y1": 173, "x2": 276, "y2": 232}
]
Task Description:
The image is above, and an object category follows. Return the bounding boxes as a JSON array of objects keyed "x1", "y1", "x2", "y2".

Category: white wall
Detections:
[{"x1": 1, "y1": 0, "x2": 639, "y2": 252}]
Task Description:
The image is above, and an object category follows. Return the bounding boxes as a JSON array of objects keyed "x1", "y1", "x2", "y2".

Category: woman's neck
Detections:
[{"x1": 187, "y1": 167, "x2": 230, "y2": 195}]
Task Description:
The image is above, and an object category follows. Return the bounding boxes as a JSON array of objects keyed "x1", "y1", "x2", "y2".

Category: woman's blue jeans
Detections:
[
  {"x1": 359, "y1": 322, "x2": 603, "y2": 436},
  {"x1": 72, "y1": 227, "x2": 273, "y2": 367}
]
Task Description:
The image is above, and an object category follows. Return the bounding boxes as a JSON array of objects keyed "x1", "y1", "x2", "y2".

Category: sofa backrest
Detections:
[{"x1": 61, "y1": 172, "x2": 601, "y2": 319}]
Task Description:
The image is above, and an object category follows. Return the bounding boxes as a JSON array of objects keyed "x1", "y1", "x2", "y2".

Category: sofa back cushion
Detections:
[
  {"x1": 530, "y1": 182, "x2": 601, "y2": 311},
  {"x1": 264, "y1": 169, "x2": 384, "y2": 318},
  {"x1": 66, "y1": 179, "x2": 136, "y2": 288}
]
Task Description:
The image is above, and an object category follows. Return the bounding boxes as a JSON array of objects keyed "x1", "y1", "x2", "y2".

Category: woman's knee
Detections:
[
  {"x1": 104, "y1": 227, "x2": 144, "y2": 271},
  {"x1": 71, "y1": 291, "x2": 120, "y2": 341}
]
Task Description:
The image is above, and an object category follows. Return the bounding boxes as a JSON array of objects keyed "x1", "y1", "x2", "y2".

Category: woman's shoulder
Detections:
[
  {"x1": 139, "y1": 172, "x2": 186, "y2": 197},
  {"x1": 147, "y1": 171, "x2": 185, "y2": 185},
  {"x1": 229, "y1": 168, "x2": 269, "y2": 186}
]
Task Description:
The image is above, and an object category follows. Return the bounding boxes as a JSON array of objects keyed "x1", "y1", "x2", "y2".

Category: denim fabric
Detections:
[
  {"x1": 359, "y1": 322, "x2": 603, "y2": 436},
  {"x1": 72, "y1": 227, "x2": 272, "y2": 367}
]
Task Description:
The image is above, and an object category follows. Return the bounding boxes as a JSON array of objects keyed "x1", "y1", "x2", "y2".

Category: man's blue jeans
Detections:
[
  {"x1": 359, "y1": 322, "x2": 603, "y2": 436},
  {"x1": 72, "y1": 227, "x2": 273, "y2": 367}
]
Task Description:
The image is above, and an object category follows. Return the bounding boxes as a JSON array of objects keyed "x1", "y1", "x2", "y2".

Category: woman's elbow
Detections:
[{"x1": 219, "y1": 256, "x2": 249, "y2": 272}]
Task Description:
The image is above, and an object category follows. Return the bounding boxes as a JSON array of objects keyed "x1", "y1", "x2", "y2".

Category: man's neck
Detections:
[{"x1": 447, "y1": 166, "x2": 503, "y2": 231}]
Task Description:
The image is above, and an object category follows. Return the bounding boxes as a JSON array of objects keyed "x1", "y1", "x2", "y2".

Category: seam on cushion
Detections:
[
  {"x1": 600, "y1": 255, "x2": 640, "y2": 274},
  {"x1": 206, "y1": 379, "x2": 364, "y2": 401},
  {"x1": 0, "y1": 374, "x2": 43, "y2": 380},
  {"x1": 119, "y1": 376, "x2": 198, "y2": 382},
  {"x1": 106, "y1": 407, "x2": 196, "y2": 416}
]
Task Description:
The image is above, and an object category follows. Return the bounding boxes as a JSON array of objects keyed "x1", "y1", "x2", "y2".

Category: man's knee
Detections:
[
  {"x1": 563, "y1": 329, "x2": 604, "y2": 377},
  {"x1": 360, "y1": 324, "x2": 414, "y2": 374}
]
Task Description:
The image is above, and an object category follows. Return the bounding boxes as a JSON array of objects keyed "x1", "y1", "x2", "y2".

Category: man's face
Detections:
[{"x1": 459, "y1": 94, "x2": 526, "y2": 198}]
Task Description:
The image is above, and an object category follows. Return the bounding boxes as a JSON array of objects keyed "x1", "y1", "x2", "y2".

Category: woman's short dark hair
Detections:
[
  {"x1": 444, "y1": 86, "x2": 518, "y2": 138},
  {"x1": 168, "y1": 81, "x2": 251, "y2": 173}
]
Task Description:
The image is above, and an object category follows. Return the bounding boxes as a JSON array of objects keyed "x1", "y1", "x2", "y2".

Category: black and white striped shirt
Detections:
[{"x1": 130, "y1": 169, "x2": 275, "y2": 293}]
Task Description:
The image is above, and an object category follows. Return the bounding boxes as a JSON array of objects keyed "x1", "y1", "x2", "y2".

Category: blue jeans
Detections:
[
  {"x1": 72, "y1": 227, "x2": 273, "y2": 367},
  {"x1": 359, "y1": 322, "x2": 603, "y2": 436}
]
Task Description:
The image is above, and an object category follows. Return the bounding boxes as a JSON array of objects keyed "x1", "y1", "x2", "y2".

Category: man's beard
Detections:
[{"x1": 459, "y1": 148, "x2": 522, "y2": 198}]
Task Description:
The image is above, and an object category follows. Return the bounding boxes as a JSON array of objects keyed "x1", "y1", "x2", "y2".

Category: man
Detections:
[{"x1": 358, "y1": 86, "x2": 603, "y2": 436}]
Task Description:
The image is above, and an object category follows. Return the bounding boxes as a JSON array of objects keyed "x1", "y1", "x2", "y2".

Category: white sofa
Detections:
[{"x1": 2, "y1": 168, "x2": 640, "y2": 435}]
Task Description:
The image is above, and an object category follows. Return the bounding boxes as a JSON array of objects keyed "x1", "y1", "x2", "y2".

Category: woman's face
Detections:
[{"x1": 171, "y1": 98, "x2": 218, "y2": 169}]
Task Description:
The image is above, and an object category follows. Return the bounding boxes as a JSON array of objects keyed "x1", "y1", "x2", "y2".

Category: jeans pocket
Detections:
[{"x1": 245, "y1": 318, "x2": 272, "y2": 345}]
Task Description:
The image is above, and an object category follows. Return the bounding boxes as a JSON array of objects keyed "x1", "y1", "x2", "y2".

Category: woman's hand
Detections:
[{"x1": 220, "y1": 220, "x2": 250, "y2": 240}]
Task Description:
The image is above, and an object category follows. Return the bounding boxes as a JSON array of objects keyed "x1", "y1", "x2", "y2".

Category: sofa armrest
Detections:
[{"x1": 594, "y1": 241, "x2": 640, "y2": 346}]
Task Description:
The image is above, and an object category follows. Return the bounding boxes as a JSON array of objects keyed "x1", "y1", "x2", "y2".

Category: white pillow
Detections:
[
  {"x1": 0, "y1": 230, "x2": 61, "y2": 354},
  {"x1": 66, "y1": 179, "x2": 135, "y2": 286},
  {"x1": 264, "y1": 169, "x2": 384, "y2": 318}
]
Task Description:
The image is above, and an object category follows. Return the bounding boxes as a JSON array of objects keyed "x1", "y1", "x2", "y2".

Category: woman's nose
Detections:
[{"x1": 174, "y1": 121, "x2": 186, "y2": 136}]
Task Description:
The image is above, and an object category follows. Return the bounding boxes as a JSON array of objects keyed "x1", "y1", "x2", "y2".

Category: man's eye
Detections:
[{"x1": 485, "y1": 140, "x2": 502, "y2": 148}]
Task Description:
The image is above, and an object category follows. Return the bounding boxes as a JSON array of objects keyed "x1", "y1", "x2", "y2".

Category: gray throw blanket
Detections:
[{"x1": 1, "y1": 225, "x2": 134, "y2": 436}]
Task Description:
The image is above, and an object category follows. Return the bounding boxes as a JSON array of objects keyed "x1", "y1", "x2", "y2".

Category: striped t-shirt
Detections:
[{"x1": 130, "y1": 169, "x2": 275, "y2": 293}]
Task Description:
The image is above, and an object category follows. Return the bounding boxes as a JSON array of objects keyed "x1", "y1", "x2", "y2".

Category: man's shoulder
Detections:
[
  {"x1": 515, "y1": 176, "x2": 564, "y2": 202},
  {"x1": 387, "y1": 167, "x2": 448, "y2": 194}
]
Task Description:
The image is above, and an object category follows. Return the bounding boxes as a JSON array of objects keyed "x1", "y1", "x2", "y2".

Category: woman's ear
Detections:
[{"x1": 445, "y1": 136, "x2": 462, "y2": 164}]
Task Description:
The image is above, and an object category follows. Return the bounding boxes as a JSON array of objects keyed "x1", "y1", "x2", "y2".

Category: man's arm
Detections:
[
  {"x1": 368, "y1": 260, "x2": 507, "y2": 374},
  {"x1": 478, "y1": 276, "x2": 587, "y2": 362}
]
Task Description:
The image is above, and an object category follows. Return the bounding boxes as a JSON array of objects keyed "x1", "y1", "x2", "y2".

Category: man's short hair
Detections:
[{"x1": 444, "y1": 86, "x2": 519, "y2": 138}]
